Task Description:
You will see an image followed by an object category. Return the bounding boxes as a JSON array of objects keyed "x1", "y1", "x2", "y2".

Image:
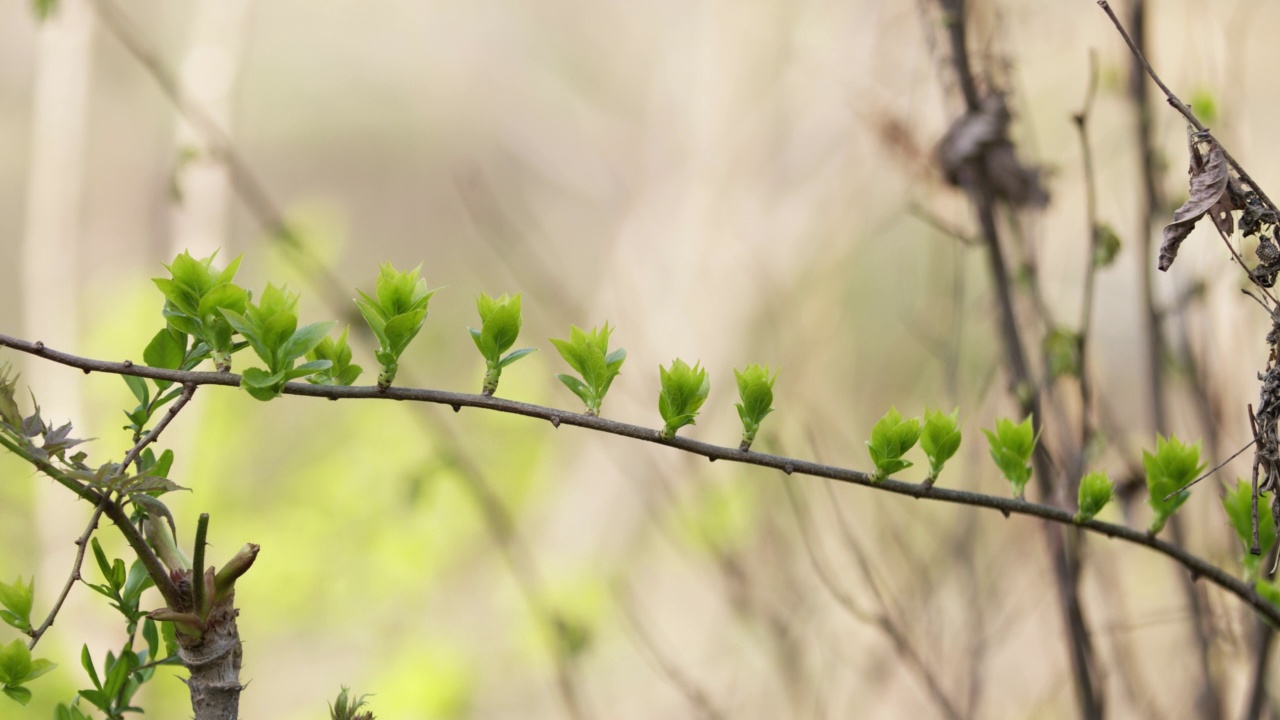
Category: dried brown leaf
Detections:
[{"x1": 1160, "y1": 138, "x2": 1241, "y2": 271}]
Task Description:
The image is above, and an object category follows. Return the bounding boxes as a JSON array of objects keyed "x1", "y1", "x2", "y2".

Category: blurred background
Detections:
[{"x1": 1, "y1": 0, "x2": 1278, "y2": 717}]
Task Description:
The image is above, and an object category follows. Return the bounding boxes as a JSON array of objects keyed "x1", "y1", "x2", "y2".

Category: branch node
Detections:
[
  {"x1": 123, "y1": 360, "x2": 133, "y2": 368},
  {"x1": 783, "y1": 463, "x2": 794, "y2": 475}
]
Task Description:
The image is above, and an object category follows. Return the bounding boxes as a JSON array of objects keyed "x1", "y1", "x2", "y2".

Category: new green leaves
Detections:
[
  {"x1": 152, "y1": 251, "x2": 249, "y2": 372},
  {"x1": 469, "y1": 293, "x2": 535, "y2": 396},
  {"x1": 1075, "y1": 471, "x2": 1114, "y2": 522},
  {"x1": 867, "y1": 407, "x2": 921, "y2": 482},
  {"x1": 658, "y1": 359, "x2": 710, "y2": 439},
  {"x1": 0, "y1": 639, "x2": 55, "y2": 706},
  {"x1": 1223, "y1": 480, "x2": 1277, "y2": 581},
  {"x1": 551, "y1": 323, "x2": 626, "y2": 416},
  {"x1": 1143, "y1": 434, "x2": 1203, "y2": 535},
  {"x1": 356, "y1": 263, "x2": 438, "y2": 389},
  {"x1": 920, "y1": 408, "x2": 962, "y2": 485},
  {"x1": 734, "y1": 365, "x2": 776, "y2": 451},
  {"x1": 221, "y1": 284, "x2": 335, "y2": 401},
  {"x1": 0, "y1": 577, "x2": 33, "y2": 634},
  {"x1": 984, "y1": 416, "x2": 1036, "y2": 498},
  {"x1": 307, "y1": 326, "x2": 363, "y2": 387}
]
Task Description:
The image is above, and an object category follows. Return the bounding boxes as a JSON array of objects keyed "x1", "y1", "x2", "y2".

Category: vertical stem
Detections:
[
  {"x1": 1127, "y1": 4, "x2": 1222, "y2": 718},
  {"x1": 936, "y1": 2, "x2": 1102, "y2": 717}
]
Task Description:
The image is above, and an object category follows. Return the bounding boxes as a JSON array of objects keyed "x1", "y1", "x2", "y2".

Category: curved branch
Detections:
[{"x1": 2, "y1": 330, "x2": 1277, "y2": 625}]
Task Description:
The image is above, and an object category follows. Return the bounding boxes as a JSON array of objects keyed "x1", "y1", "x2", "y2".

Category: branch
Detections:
[
  {"x1": 4, "y1": 332, "x2": 1279, "y2": 626},
  {"x1": 0, "y1": 430, "x2": 182, "y2": 609}
]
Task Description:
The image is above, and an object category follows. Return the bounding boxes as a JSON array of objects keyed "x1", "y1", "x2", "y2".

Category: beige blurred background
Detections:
[{"x1": 1, "y1": 0, "x2": 1278, "y2": 717}]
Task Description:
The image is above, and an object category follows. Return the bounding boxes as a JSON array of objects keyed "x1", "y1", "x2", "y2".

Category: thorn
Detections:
[
  {"x1": 783, "y1": 464, "x2": 794, "y2": 475},
  {"x1": 999, "y1": 508, "x2": 1011, "y2": 519},
  {"x1": 83, "y1": 368, "x2": 90, "y2": 375},
  {"x1": 708, "y1": 456, "x2": 716, "y2": 462},
  {"x1": 451, "y1": 404, "x2": 461, "y2": 413},
  {"x1": 550, "y1": 416, "x2": 561, "y2": 428},
  {"x1": 34, "y1": 341, "x2": 44, "y2": 351},
  {"x1": 123, "y1": 360, "x2": 133, "y2": 368}
]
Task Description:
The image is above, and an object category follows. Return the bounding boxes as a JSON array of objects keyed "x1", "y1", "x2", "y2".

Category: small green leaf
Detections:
[
  {"x1": 984, "y1": 415, "x2": 1036, "y2": 498},
  {"x1": 1143, "y1": 434, "x2": 1203, "y2": 535},
  {"x1": 1043, "y1": 328, "x2": 1082, "y2": 379},
  {"x1": 32, "y1": 0, "x2": 58, "y2": 22},
  {"x1": 498, "y1": 347, "x2": 536, "y2": 368},
  {"x1": 551, "y1": 323, "x2": 625, "y2": 415},
  {"x1": 307, "y1": 326, "x2": 363, "y2": 387},
  {"x1": 1092, "y1": 223, "x2": 1122, "y2": 268},
  {"x1": 3, "y1": 686, "x2": 31, "y2": 706},
  {"x1": 867, "y1": 407, "x2": 922, "y2": 481},
  {"x1": 1075, "y1": 471, "x2": 1114, "y2": 522},
  {"x1": 556, "y1": 374, "x2": 593, "y2": 408},
  {"x1": 920, "y1": 408, "x2": 962, "y2": 482},
  {"x1": 278, "y1": 322, "x2": 336, "y2": 364},
  {"x1": 122, "y1": 375, "x2": 149, "y2": 409},
  {"x1": 658, "y1": 359, "x2": 710, "y2": 439},
  {"x1": 0, "y1": 577, "x2": 33, "y2": 633},
  {"x1": 1223, "y1": 480, "x2": 1277, "y2": 580}
]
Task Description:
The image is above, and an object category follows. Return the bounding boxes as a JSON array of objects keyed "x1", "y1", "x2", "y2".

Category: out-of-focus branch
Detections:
[{"x1": 934, "y1": 1, "x2": 1102, "y2": 715}]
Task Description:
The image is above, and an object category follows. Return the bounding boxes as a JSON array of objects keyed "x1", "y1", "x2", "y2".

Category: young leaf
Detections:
[
  {"x1": 658, "y1": 359, "x2": 710, "y2": 440},
  {"x1": 0, "y1": 577, "x2": 34, "y2": 633},
  {"x1": 470, "y1": 293, "x2": 534, "y2": 395},
  {"x1": 1223, "y1": 480, "x2": 1277, "y2": 581},
  {"x1": 1075, "y1": 471, "x2": 1114, "y2": 522},
  {"x1": 307, "y1": 326, "x2": 364, "y2": 387},
  {"x1": 1043, "y1": 328, "x2": 1082, "y2": 380},
  {"x1": 355, "y1": 263, "x2": 438, "y2": 388},
  {"x1": 920, "y1": 408, "x2": 962, "y2": 484},
  {"x1": 0, "y1": 639, "x2": 55, "y2": 706},
  {"x1": 734, "y1": 364, "x2": 776, "y2": 451},
  {"x1": 867, "y1": 407, "x2": 921, "y2": 481},
  {"x1": 551, "y1": 323, "x2": 625, "y2": 416},
  {"x1": 984, "y1": 415, "x2": 1036, "y2": 498},
  {"x1": 1143, "y1": 434, "x2": 1204, "y2": 535},
  {"x1": 153, "y1": 250, "x2": 248, "y2": 371}
]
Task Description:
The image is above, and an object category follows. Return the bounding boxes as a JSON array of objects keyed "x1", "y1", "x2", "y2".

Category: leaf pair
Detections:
[
  {"x1": 307, "y1": 327, "x2": 364, "y2": 387},
  {"x1": 355, "y1": 263, "x2": 438, "y2": 389},
  {"x1": 221, "y1": 284, "x2": 335, "y2": 400},
  {"x1": 469, "y1": 293, "x2": 535, "y2": 395},
  {"x1": 551, "y1": 323, "x2": 626, "y2": 416},
  {"x1": 152, "y1": 251, "x2": 249, "y2": 371},
  {"x1": 866, "y1": 407, "x2": 963, "y2": 483},
  {"x1": 658, "y1": 359, "x2": 710, "y2": 439}
]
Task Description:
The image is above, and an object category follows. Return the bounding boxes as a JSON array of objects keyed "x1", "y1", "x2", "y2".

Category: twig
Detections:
[
  {"x1": 1072, "y1": 49, "x2": 1101, "y2": 485},
  {"x1": 22, "y1": 380, "x2": 201, "y2": 649},
  {"x1": 26, "y1": 501, "x2": 107, "y2": 650},
  {"x1": 121, "y1": 383, "x2": 197, "y2": 474},
  {"x1": 1163, "y1": 438, "x2": 1257, "y2": 501},
  {"x1": 5, "y1": 334, "x2": 1280, "y2": 627}
]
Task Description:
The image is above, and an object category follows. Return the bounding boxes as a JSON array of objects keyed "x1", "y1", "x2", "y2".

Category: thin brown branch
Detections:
[
  {"x1": 121, "y1": 382, "x2": 197, "y2": 474},
  {"x1": 4, "y1": 334, "x2": 1280, "y2": 628},
  {"x1": 935, "y1": 2, "x2": 1102, "y2": 715},
  {"x1": 26, "y1": 501, "x2": 106, "y2": 650}
]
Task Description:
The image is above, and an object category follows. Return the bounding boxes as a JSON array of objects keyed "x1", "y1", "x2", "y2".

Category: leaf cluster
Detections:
[
  {"x1": 867, "y1": 407, "x2": 921, "y2": 481},
  {"x1": 984, "y1": 416, "x2": 1036, "y2": 498},
  {"x1": 1223, "y1": 480, "x2": 1277, "y2": 581},
  {"x1": 152, "y1": 251, "x2": 249, "y2": 372},
  {"x1": 1143, "y1": 434, "x2": 1203, "y2": 535},
  {"x1": 920, "y1": 408, "x2": 962, "y2": 483},
  {"x1": 658, "y1": 359, "x2": 710, "y2": 439},
  {"x1": 355, "y1": 263, "x2": 438, "y2": 389},
  {"x1": 551, "y1": 323, "x2": 626, "y2": 416},
  {"x1": 0, "y1": 639, "x2": 54, "y2": 707},
  {"x1": 1075, "y1": 471, "x2": 1114, "y2": 522},
  {"x1": 307, "y1": 326, "x2": 363, "y2": 387},
  {"x1": 469, "y1": 293, "x2": 535, "y2": 396},
  {"x1": 222, "y1": 284, "x2": 335, "y2": 400}
]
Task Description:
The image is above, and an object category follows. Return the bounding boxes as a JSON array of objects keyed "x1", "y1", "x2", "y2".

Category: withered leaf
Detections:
[{"x1": 1160, "y1": 138, "x2": 1242, "y2": 271}]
